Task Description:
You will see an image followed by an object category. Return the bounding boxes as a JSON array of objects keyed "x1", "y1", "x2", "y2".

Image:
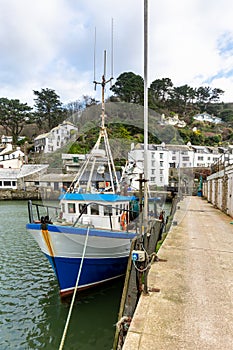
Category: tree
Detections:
[
  {"x1": 0, "y1": 98, "x2": 32, "y2": 144},
  {"x1": 33, "y1": 88, "x2": 65, "y2": 130},
  {"x1": 220, "y1": 108, "x2": 233, "y2": 123},
  {"x1": 209, "y1": 88, "x2": 224, "y2": 103},
  {"x1": 149, "y1": 78, "x2": 173, "y2": 105},
  {"x1": 168, "y1": 85, "x2": 196, "y2": 115},
  {"x1": 110, "y1": 72, "x2": 144, "y2": 104}
]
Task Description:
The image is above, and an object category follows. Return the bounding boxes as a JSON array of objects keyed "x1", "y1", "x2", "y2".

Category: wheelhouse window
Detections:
[
  {"x1": 68, "y1": 203, "x2": 76, "y2": 213},
  {"x1": 79, "y1": 203, "x2": 87, "y2": 214},
  {"x1": 119, "y1": 204, "x2": 123, "y2": 213},
  {"x1": 90, "y1": 204, "x2": 99, "y2": 215},
  {"x1": 115, "y1": 204, "x2": 119, "y2": 215},
  {"x1": 104, "y1": 205, "x2": 112, "y2": 216}
]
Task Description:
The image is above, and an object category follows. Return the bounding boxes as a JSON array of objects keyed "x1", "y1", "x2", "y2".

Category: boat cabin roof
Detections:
[{"x1": 59, "y1": 193, "x2": 137, "y2": 202}]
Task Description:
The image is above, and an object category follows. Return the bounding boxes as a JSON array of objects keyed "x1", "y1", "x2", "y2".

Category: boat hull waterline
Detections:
[{"x1": 26, "y1": 223, "x2": 136, "y2": 297}]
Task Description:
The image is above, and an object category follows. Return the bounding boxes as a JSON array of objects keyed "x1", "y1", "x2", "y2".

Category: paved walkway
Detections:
[{"x1": 122, "y1": 196, "x2": 233, "y2": 350}]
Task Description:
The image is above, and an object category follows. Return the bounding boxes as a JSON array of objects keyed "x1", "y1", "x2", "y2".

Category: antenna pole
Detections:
[
  {"x1": 104, "y1": 49, "x2": 107, "y2": 78},
  {"x1": 93, "y1": 27, "x2": 97, "y2": 90},
  {"x1": 101, "y1": 51, "x2": 106, "y2": 129},
  {"x1": 111, "y1": 18, "x2": 114, "y2": 86}
]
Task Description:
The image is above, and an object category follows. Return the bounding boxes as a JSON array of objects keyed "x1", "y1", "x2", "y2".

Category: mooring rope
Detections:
[{"x1": 58, "y1": 226, "x2": 90, "y2": 350}]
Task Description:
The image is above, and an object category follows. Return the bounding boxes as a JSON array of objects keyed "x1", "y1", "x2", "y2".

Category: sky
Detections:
[{"x1": 1, "y1": 0, "x2": 233, "y2": 107}]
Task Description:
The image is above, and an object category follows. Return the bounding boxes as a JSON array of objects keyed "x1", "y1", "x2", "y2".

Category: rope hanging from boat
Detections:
[{"x1": 58, "y1": 226, "x2": 90, "y2": 350}]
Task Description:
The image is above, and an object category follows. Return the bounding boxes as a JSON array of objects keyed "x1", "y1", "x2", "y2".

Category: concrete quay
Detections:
[{"x1": 122, "y1": 196, "x2": 233, "y2": 350}]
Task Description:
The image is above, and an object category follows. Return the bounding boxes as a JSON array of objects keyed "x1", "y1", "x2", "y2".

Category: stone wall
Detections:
[{"x1": 0, "y1": 189, "x2": 41, "y2": 200}]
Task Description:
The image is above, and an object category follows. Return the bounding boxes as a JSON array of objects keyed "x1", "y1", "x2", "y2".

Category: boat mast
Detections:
[{"x1": 92, "y1": 25, "x2": 119, "y2": 193}]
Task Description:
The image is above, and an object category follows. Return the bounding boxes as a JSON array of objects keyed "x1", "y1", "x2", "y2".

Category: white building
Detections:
[
  {"x1": 192, "y1": 146, "x2": 220, "y2": 167},
  {"x1": 0, "y1": 145, "x2": 25, "y2": 169},
  {"x1": 166, "y1": 144, "x2": 194, "y2": 168},
  {"x1": 34, "y1": 121, "x2": 78, "y2": 153},
  {"x1": 193, "y1": 113, "x2": 222, "y2": 124},
  {"x1": 128, "y1": 142, "x2": 222, "y2": 188},
  {"x1": 128, "y1": 143, "x2": 170, "y2": 187},
  {"x1": 160, "y1": 113, "x2": 187, "y2": 128},
  {"x1": 1, "y1": 135, "x2": 26, "y2": 144},
  {"x1": 0, "y1": 169, "x2": 19, "y2": 189},
  {"x1": 62, "y1": 153, "x2": 87, "y2": 172}
]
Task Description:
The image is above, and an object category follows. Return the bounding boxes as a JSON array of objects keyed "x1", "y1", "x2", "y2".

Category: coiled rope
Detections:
[{"x1": 58, "y1": 226, "x2": 90, "y2": 350}]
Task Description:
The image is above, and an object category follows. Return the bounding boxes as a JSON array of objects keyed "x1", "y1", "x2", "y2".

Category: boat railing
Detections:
[
  {"x1": 27, "y1": 200, "x2": 141, "y2": 233},
  {"x1": 27, "y1": 200, "x2": 60, "y2": 224}
]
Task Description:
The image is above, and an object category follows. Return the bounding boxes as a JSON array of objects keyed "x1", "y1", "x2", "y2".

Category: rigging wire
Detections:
[{"x1": 58, "y1": 226, "x2": 90, "y2": 350}]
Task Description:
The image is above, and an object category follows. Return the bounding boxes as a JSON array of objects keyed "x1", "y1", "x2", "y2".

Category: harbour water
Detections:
[{"x1": 0, "y1": 201, "x2": 124, "y2": 350}]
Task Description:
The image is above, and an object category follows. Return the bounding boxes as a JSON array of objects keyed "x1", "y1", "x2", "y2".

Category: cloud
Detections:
[{"x1": 1, "y1": 0, "x2": 233, "y2": 106}]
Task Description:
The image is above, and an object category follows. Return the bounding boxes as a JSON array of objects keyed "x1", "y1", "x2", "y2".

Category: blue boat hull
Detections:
[
  {"x1": 26, "y1": 223, "x2": 134, "y2": 297},
  {"x1": 46, "y1": 254, "x2": 128, "y2": 297}
]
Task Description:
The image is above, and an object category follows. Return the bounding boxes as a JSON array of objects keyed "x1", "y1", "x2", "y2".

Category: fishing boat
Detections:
[{"x1": 26, "y1": 69, "x2": 141, "y2": 298}]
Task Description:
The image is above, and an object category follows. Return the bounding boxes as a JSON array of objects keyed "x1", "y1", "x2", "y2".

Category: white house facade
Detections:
[
  {"x1": 0, "y1": 146, "x2": 25, "y2": 169},
  {"x1": 34, "y1": 121, "x2": 78, "y2": 153},
  {"x1": 128, "y1": 143, "x2": 223, "y2": 188},
  {"x1": 193, "y1": 113, "x2": 222, "y2": 124},
  {"x1": 0, "y1": 169, "x2": 20, "y2": 189},
  {"x1": 192, "y1": 146, "x2": 220, "y2": 167},
  {"x1": 128, "y1": 143, "x2": 170, "y2": 187}
]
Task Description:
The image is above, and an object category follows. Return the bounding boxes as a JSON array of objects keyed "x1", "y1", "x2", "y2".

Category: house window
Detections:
[
  {"x1": 151, "y1": 152, "x2": 155, "y2": 159},
  {"x1": 198, "y1": 156, "x2": 204, "y2": 161},
  {"x1": 160, "y1": 176, "x2": 163, "y2": 182},
  {"x1": 151, "y1": 160, "x2": 155, "y2": 167},
  {"x1": 160, "y1": 169, "x2": 163, "y2": 175},
  {"x1": 68, "y1": 203, "x2": 76, "y2": 213},
  {"x1": 34, "y1": 181, "x2": 39, "y2": 186},
  {"x1": 159, "y1": 153, "x2": 163, "y2": 159},
  {"x1": 150, "y1": 177, "x2": 155, "y2": 182},
  {"x1": 0, "y1": 181, "x2": 2, "y2": 186},
  {"x1": 12, "y1": 181, "x2": 16, "y2": 186},
  {"x1": 160, "y1": 161, "x2": 163, "y2": 167},
  {"x1": 4, "y1": 181, "x2": 11, "y2": 186},
  {"x1": 151, "y1": 169, "x2": 155, "y2": 175},
  {"x1": 182, "y1": 157, "x2": 189, "y2": 161}
]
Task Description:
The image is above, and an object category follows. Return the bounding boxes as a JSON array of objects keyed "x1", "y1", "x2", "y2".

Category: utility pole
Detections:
[
  {"x1": 143, "y1": 0, "x2": 149, "y2": 232},
  {"x1": 143, "y1": 0, "x2": 149, "y2": 295}
]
